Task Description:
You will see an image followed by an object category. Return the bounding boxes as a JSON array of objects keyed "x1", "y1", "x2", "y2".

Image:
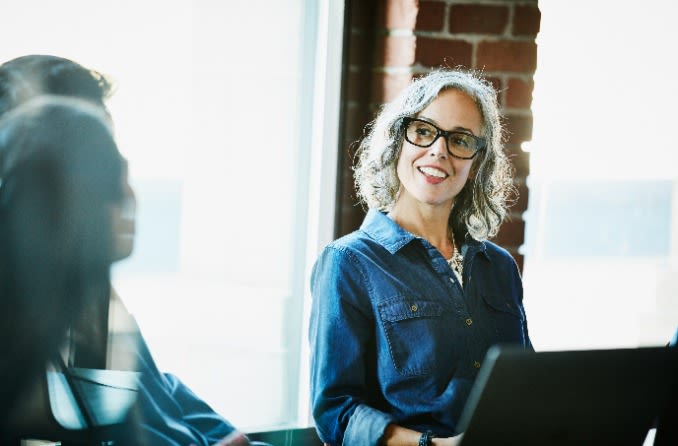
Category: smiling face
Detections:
[{"x1": 393, "y1": 88, "x2": 483, "y2": 215}]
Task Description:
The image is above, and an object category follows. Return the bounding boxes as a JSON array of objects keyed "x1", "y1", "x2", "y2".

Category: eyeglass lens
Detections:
[{"x1": 405, "y1": 119, "x2": 479, "y2": 159}]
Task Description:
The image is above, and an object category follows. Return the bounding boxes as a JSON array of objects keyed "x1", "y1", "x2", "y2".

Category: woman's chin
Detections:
[{"x1": 112, "y1": 236, "x2": 135, "y2": 261}]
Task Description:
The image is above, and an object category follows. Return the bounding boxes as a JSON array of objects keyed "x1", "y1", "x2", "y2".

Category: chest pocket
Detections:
[
  {"x1": 378, "y1": 298, "x2": 445, "y2": 377},
  {"x1": 479, "y1": 293, "x2": 526, "y2": 345}
]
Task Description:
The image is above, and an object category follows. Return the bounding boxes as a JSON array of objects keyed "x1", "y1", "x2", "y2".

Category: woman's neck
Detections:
[{"x1": 388, "y1": 201, "x2": 455, "y2": 258}]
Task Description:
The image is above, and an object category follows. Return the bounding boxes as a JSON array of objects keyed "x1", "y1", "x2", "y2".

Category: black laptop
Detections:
[{"x1": 456, "y1": 345, "x2": 678, "y2": 446}]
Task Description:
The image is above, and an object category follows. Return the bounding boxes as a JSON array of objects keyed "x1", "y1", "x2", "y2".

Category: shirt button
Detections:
[
  {"x1": 411, "y1": 304, "x2": 418, "y2": 312},
  {"x1": 465, "y1": 318, "x2": 473, "y2": 326},
  {"x1": 473, "y1": 361, "x2": 481, "y2": 369}
]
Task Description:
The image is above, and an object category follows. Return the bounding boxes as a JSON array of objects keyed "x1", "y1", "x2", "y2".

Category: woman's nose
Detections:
[{"x1": 429, "y1": 135, "x2": 448, "y2": 158}]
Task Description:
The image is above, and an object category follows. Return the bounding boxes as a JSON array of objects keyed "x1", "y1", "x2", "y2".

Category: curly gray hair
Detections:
[{"x1": 353, "y1": 69, "x2": 514, "y2": 242}]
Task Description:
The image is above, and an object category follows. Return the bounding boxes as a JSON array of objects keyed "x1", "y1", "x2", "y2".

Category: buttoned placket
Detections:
[
  {"x1": 421, "y1": 238, "x2": 490, "y2": 372},
  {"x1": 461, "y1": 244, "x2": 493, "y2": 370}
]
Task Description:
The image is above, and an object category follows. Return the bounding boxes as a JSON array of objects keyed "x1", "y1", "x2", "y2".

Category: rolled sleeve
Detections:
[
  {"x1": 310, "y1": 246, "x2": 379, "y2": 445},
  {"x1": 343, "y1": 404, "x2": 394, "y2": 446}
]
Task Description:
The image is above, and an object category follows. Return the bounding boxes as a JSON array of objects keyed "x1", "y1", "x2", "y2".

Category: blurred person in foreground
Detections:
[
  {"x1": 0, "y1": 55, "x2": 254, "y2": 446},
  {"x1": 0, "y1": 95, "x2": 130, "y2": 441}
]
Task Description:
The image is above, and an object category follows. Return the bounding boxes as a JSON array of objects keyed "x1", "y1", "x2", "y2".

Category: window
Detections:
[
  {"x1": 1, "y1": 0, "x2": 344, "y2": 431},
  {"x1": 523, "y1": 0, "x2": 678, "y2": 351}
]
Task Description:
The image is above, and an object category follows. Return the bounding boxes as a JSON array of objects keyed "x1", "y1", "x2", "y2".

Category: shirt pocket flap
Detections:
[
  {"x1": 480, "y1": 293, "x2": 523, "y2": 318},
  {"x1": 378, "y1": 299, "x2": 443, "y2": 323}
]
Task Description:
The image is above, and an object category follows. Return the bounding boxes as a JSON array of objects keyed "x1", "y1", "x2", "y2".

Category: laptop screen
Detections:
[{"x1": 457, "y1": 345, "x2": 678, "y2": 446}]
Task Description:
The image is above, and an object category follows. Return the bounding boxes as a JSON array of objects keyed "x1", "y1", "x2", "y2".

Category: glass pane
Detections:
[{"x1": 0, "y1": 0, "x2": 320, "y2": 431}]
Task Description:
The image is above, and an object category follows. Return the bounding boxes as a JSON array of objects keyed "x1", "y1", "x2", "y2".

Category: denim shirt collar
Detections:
[{"x1": 360, "y1": 209, "x2": 489, "y2": 260}]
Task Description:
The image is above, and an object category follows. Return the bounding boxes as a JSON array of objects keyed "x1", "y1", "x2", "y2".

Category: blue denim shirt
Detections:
[{"x1": 309, "y1": 210, "x2": 532, "y2": 445}]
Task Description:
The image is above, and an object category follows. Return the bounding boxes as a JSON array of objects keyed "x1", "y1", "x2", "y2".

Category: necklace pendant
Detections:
[{"x1": 447, "y1": 247, "x2": 464, "y2": 284}]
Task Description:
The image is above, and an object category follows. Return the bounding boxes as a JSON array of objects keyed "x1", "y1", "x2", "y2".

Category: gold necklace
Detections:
[{"x1": 447, "y1": 245, "x2": 464, "y2": 283}]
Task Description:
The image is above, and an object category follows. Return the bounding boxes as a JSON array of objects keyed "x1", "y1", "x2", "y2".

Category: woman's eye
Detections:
[
  {"x1": 415, "y1": 127, "x2": 433, "y2": 137},
  {"x1": 450, "y1": 134, "x2": 471, "y2": 148}
]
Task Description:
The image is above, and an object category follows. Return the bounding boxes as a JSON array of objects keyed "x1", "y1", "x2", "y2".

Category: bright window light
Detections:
[
  {"x1": 523, "y1": 0, "x2": 678, "y2": 351},
  {"x1": 0, "y1": 0, "x2": 340, "y2": 431}
]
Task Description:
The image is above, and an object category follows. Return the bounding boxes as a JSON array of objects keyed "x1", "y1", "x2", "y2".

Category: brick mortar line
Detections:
[
  {"x1": 383, "y1": 29, "x2": 416, "y2": 37},
  {"x1": 503, "y1": 107, "x2": 534, "y2": 117},
  {"x1": 372, "y1": 66, "x2": 416, "y2": 74},
  {"x1": 413, "y1": 32, "x2": 537, "y2": 42}
]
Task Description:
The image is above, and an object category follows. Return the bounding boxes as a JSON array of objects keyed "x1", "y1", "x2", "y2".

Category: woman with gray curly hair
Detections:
[{"x1": 309, "y1": 69, "x2": 533, "y2": 446}]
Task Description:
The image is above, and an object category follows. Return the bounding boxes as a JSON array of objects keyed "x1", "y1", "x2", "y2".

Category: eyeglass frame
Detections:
[{"x1": 401, "y1": 117, "x2": 486, "y2": 160}]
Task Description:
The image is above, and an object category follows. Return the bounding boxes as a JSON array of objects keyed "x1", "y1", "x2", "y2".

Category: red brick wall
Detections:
[{"x1": 336, "y1": 0, "x2": 540, "y2": 270}]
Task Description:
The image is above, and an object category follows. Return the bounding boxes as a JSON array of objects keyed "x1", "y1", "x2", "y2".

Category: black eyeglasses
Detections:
[{"x1": 402, "y1": 117, "x2": 486, "y2": 160}]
